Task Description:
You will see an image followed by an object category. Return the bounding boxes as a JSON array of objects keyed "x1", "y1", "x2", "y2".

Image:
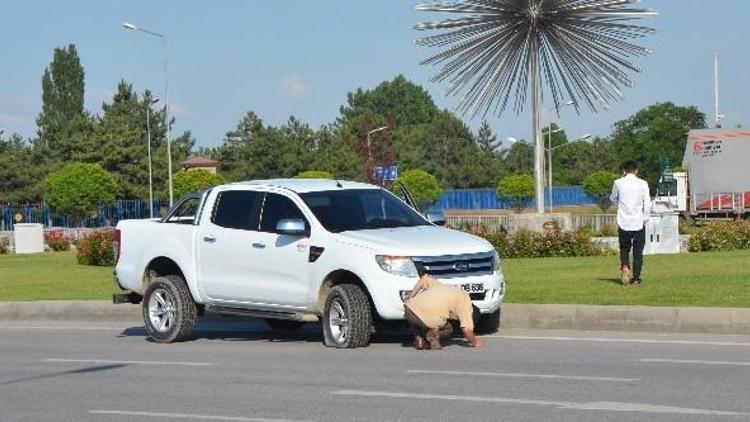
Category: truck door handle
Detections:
[
  {"x1": 203, "y1": 236, "x2": 217, "y2": 243},
  {"x1": 252, "y1": 242, "x2": 266, "y2": 249}
]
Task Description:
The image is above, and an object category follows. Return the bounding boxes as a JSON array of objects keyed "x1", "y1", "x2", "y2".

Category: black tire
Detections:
[
  {"x1": 142, "y1": 275, "x2": 198, "y2": 343},
  {"x1": 475, "y1": 309, "x2": 501, "y2": 335},
  {"x1": 264, "y1": 318, "x2": 305, "y2": 331},
  {"x1": 322, "y1": 284, "x2": 372, "y2": 348}
]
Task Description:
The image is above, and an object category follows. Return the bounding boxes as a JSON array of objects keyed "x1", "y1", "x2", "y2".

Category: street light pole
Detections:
[
  {"x1": 366, "y1": 126, "x2": 388, "y2": 163},
  {"x1": 544, "y1": 127, "x2": 563, "y2": 213},
  {"x1": 146, "y1": 97, "x2": 160, "y2": 219},
  {"x1": 123, "y1": 21, "x2": 174, "y2": 207},
  {"x1": 545, "y1": 133, "x2": 592, "y2": 211}
]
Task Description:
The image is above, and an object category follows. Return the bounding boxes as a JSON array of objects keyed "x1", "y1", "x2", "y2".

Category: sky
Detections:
[{"x1": 1, "y1": 0, "x2": 749, "y2": 149}]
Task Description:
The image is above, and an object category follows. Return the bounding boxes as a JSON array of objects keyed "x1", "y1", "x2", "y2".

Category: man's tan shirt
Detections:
[{"x1": 404, "y1": 276, "x2": 474, "y2": 332}]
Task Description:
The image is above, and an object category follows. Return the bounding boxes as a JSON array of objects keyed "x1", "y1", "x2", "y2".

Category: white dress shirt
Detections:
[{"x1": 610, "y1": 173, "x2": 651, "y2": 231}]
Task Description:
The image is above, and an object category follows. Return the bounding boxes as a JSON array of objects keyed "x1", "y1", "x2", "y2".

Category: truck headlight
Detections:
[
  {"x1": 376, "y1": 255, "x2": 418, "y2": 277},
  {"x1": 493, "y1": 249, "x2": 501, "y2": 272}
]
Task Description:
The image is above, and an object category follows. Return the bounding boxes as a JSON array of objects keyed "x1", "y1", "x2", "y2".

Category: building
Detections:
[{"x1": 180, "y1": 156, "x2": 219, "y2": 174}]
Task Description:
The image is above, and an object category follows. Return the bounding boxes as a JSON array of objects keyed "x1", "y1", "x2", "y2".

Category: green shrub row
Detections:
[
  {"x1": 471, "y1": 224, "x2": 613, "y2": 259},
  {"x1": 687, "y1": 221, "x2": 750, "y2": 252}
]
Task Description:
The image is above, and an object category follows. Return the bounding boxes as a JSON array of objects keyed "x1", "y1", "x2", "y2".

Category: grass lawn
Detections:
[
  {"x1": 1, "y1": 250, "x2": 749, "y2": 307},
  {"x1": 0, "y1": 252, "x2": 115, "y2": 301},
  {"x1": 503, "y1": 250, "x2": 750, "y2": 307}
]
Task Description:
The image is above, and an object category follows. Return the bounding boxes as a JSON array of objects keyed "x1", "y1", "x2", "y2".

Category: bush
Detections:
[
  {"x1": 392, "y1": 169, "x2": 443, "y2": 211},
  {"x1": 44, "y1": 230, "x2": 72, "y2": 252},
  {"x1": 497, "y1": 174, "x2": 534, "y2": 213},
  {"x1": 481, "y1": 225, "x2": 609, "y2": 259},
  {"x1": 173, "y1": 170, "x2": 224, "y2": 199},
  {"x1": 296, "y1": 170, "x2": 333, "y2": 179},
  {"x1": 583, "y1": 171, "x2": 619, "y2": 212},
  {"x1": 76, "y1": 230, "x2": 115, "y2": 266},
  {"x1": 687, "y1": 221, "x2": 750, "y2": 252},
  {"x1": 0, "y1": 236, "x2": 8, "y2": 254},
  {"x1": 43, "y1": 163, "x2": 118, "y2": 226}
]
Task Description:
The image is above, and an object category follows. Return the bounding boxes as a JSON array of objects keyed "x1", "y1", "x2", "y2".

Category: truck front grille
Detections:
[{"x1": 412, "y1": 252, "x2": 494, "y2": 279}]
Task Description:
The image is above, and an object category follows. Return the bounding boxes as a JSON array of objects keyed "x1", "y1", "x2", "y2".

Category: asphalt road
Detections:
[{"x1": 1, "y1": 316, "x2": 749, "y2": 422}]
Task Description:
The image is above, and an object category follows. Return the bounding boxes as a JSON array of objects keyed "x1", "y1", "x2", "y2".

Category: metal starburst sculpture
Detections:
[{"x1": 415, "y1": 0, "x2": 657, "y2": 213}]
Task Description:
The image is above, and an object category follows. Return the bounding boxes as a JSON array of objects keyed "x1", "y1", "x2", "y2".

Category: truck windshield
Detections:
[{"x1": 300, "y1": 189, "x2": 430, "y2": 233}]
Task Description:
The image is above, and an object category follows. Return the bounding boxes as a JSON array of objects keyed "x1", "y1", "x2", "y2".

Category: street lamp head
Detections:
[
  {"x1": 122, "y1": 22, "x2": 137, "y2": 30},
  {"x1": 368, "y1": 126, "x2": 389, "y2": 135},
  {"x1": 564, "y1": 100, "x2": 575, "y2": 106},
  {"x1": 579, "y1": 133, "x2": 592, "y2": 141},
  {"x1": 506, "y1": 137, "x2": 519, "y2": 144},
  {"x1": 150, "y1": 97, "x2": 160, "y2": 104}
]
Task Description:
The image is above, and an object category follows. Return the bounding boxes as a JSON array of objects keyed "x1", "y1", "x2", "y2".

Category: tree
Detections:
[
  {"x1": 0, "y1": 133, "x2": 38, "y2": 203},
  {"x1": 35, "y1": 44, "x2": 94, "y2": 163},
  {"x1": 172, "y1": 170, "x2": 224, "y2": 199},
  {"x1": 296, "y1": 170, "x2": 333, "y2": 179},
  {"x1": 43, "y1": 163, "x2": 118, "y2": 225},
  {"x1": 497, "y1": 174, "x2": 534, "y2": 213},
  {"x1": 503, "y1": 141, "x2": 534, "y2": 176},
  {"x1": 583, "y1": 171, "x2": 619, "y2": 212},
  {"x1": 393, "y1": 169, "x2": 443, "y2": 211},
  {"x1": 476, "y1": 120, "x2": 500, "y2": 154},
  {"x1": 217, "y1": 113, "x2": 311, "y2": 182},
  {"x1": 612, "y1": 102, "x2": 706, "y2": 188}
]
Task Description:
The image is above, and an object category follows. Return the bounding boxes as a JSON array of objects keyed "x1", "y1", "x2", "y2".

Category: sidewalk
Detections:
[{"x1": 0, "y1": 301, "x2": 749, "y2": 335}]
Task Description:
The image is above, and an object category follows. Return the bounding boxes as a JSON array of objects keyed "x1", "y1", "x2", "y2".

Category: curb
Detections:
[
  {"x1": 0, "y1": 301, "x2": 141, "y2": 323},
  {"x1": 502, "y1": 303, "x2": 750, "y2": 335},
  {"x1": 1, "y1": 301, "x2": 749, "y2": 335}
]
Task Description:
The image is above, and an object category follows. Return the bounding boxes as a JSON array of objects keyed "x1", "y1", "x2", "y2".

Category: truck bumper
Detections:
[{"x1": 372, "y1": 271, "x2": 505, "y2": 320}]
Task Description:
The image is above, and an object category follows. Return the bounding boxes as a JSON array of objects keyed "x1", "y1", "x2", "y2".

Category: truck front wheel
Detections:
[
  {"x1": 142, "y1": 275, "x2": 198, "y2": 343},
  {"x1": 475, "y1": 309, "x2": 501, "y2": 335},
  {"x1": 322, "y1": 284, "x2": 372, "y2": 348}
]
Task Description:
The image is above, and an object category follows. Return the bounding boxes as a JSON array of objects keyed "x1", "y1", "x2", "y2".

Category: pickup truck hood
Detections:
[{"x1": 335, "y1": 225, "x2": 492, "y2": 256}]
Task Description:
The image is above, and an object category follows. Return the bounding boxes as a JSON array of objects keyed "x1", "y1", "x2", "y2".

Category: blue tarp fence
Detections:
[
  {"x1": 428, "y1": 186, "x2": 594, "y2": 212},
  {"x1": 2, "y1": 186, "x2": 595, "y2": 230},
  {"x1": 1, "y1": 200, "x2": 170, "y2": 231}
]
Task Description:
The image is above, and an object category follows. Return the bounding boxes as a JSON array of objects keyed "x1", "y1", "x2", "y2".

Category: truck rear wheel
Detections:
[
  {"x1": 142, "y1": 275, "x2": 198, "y2": 343},
  {"x1": 322, "y1": 284, "x2": 372, "y2": 348}
]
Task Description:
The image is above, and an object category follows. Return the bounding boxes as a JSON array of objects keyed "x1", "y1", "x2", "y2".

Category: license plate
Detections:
[{"x1": 461, "y1": 283, "x2": 485, "y2": 293}]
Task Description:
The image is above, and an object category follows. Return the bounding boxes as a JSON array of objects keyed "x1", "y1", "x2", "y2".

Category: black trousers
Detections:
[
  {"x1": 618, "y1": 226, "x2": 646, "y2": 279},
  {"x1": 404, "y1": 306, "x2": 430, "y2": 338}
]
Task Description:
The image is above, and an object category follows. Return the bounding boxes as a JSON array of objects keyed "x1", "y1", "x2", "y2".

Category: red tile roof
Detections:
[{"x1": 181, "y1": 156, "x2": 219, "y2": 168}]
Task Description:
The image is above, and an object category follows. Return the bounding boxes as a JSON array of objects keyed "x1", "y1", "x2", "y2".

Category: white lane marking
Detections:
[
  {"x1": 641, "y1": 358, "x2": 750, "y2": 367},
  {"x1": 89, "y1": 410, "x2": 305, "y2": 422},
  {"x1": 0, "y1": 326, "x2": 123, "y2": 331},
  {"x1": 489, "y1": 335, "x2": 750, "y2": 347},
  {"x1": 331, "y1": 390, "x2": 749, "y2": 417},
  {"x1": 407, "y1": 369, "x2": 638, "y2": 383},
  {"x1": 43, "y1": 358, "x2": 210, "y2": 367}
]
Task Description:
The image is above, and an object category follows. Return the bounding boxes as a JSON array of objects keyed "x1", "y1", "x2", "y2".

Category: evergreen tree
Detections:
[{"x1": 35, "y1": 44, "x2": 94, "y2": 162}]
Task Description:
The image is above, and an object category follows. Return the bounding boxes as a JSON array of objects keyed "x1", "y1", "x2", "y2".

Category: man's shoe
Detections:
[
  {"x1": 425, "y1": 329, "x2": 442, "y2": 350},
  {"x1": 620, "y1": 266, "x2": 631, "y2": 285},
  {"x1": 631, "y1": 278, "x2": 642, "y2": 286}
]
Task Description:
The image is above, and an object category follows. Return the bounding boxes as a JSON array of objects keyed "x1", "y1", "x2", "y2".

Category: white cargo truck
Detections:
[
  {"x1": 653, "y1": 129, "x2": 750, "y2": 222},
  {"x1": 112, "y1": 179, "x2": 505, "y2": 348}
]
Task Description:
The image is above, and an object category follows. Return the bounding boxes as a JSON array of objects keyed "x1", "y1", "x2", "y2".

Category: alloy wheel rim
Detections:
[
  {"x1": 328, "y1": 298, "x2": 349, "y2": 343},
  {"x1": 148, "y1": 288, "x2": 176, "y2": 333}
]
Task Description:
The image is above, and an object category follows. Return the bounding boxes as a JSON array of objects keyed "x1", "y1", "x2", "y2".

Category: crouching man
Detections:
[{"x1": 403, "y1": 274, "x2": 484, "y2": 350}]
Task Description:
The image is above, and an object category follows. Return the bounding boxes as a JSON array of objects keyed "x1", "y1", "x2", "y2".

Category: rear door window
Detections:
[{"x1": 211, "y1": 190, "x2": 262, "y2": 231}]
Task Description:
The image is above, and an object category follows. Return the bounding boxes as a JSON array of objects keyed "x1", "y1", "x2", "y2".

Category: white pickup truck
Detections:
[{"x1": 113, "y1": 179, "x2": 505, "y2": 348}]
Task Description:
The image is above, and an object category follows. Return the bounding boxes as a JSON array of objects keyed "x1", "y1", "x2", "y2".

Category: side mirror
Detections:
[
  {"x1": 425, "y1": 210, "x2": 446, "y2": 226},
  {"x1": 276, "y1": 219, "x2": 309, "y2": 237}
]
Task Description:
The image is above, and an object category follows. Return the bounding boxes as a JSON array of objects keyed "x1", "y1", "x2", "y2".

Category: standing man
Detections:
[
  {"x1": 403, "y1": 274, "x2": 483, "y2": 350},
  {"x1": 610, "y1": 160, "x2": 651, "y2": 285}
]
